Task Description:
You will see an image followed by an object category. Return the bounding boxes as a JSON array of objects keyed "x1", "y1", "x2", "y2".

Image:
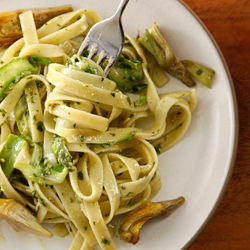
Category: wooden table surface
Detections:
[{"x1": 181, "y1": 0, "x2": 250, "y2": 249}]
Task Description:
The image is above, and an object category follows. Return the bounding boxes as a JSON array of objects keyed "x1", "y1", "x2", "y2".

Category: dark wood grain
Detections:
[{"x1": 181, "y1": 0, "x2": 250, "y2": 249}]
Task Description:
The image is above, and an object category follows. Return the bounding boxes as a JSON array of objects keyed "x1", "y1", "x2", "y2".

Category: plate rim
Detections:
[
  {"x1": 178, "y1": 1, "x2": 239, "y2": 248},
  {"x1": 0, "y1": 1, "x2": 239, "y2": 249}
]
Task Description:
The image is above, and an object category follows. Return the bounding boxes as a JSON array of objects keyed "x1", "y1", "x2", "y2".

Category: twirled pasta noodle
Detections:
[{"x1": 0, "y1": 7, "x2": 196, "y2": 250}]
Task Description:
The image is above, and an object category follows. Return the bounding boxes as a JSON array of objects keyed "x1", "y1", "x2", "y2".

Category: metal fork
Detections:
[{"x1": 77, "y1": 0, "x2": 130, "y2": 76}]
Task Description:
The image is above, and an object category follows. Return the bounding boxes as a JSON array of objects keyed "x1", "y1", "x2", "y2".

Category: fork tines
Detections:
[{"x1": 77, "y1": 38, "x2": 115, "y2": 76}]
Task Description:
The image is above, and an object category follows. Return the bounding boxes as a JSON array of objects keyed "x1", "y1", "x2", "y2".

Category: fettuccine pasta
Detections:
[{"x1": 0, "y1": 7, "x2": 197, "y2": 250}]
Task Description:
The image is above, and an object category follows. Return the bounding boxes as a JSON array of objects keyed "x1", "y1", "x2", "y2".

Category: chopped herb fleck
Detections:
[
  {"x1": 36, "y1": 205, "x2": 40, "y2": 213},
  {"x1": 63, "y1": 100, "x2": 71, "y2": 107},
  {"x1": 126, "y1": 192, "x2": 133, "y2": 197},
  {"x1": 102, "y1": 238, "x2": 110, "y2": 245},
  {"x1": 151, "y1": 174, "x2": 156, "y2": 181},
  {"x1": 84, "y1": 226, "x2": 87, "y2": 230},
  {"x1": 110, "y1": 92, "x2": 115, "y2": 97},
  {"x1": 178, "y1": 123, "x2": 183, "y2": 128},
  {"x1": 70, "y1": 197, "x2": 74, "y2": 203},
  {"x1": 127, "y1": 96, "x2": 131, "y2": 105},
  {"x1": 73, "y1": 123, "x2": 76, "y2": 128},
  {"x1": 36, "y1": 80, "x2": 43, "y2": 88},
  {"x1": 93, "y1": 221, "x2": 96, "y2": 225},
  {"x1": 154, "y1": 144, "x2": 161, "y2": 154},
  {"x1": 41, "y1": 199, "x2": 47, "y2": 207},
  {"x1": 101, "y1": 77, "x2": 104, "y2": 81},
  {"x1": 80, "y1": 135, "x2": 85, "y2": 142},
  {"x1": 109, "y1": 133, "x2": 116, "y2": 136},
  {"x1": 31, "y1": 95, "x2": 35, "y2": 104},
  {"x1": 33, "y1": 115, "x2": 37, "y2": 121},
  {"x1": 121, "y1": 186, "x2": 126, "y2": 190},
  {"x1": 32, "y1": 190, "x2": 37, "y2": 198},
  {"x1": 0, "y1": 109, "x2": 7, "y2": 117},
  {"x1": 196, "y1": 69, "x2": 203, "y2": 75},
  {"x1": 77, "y1": 171, "x2": 84, "y2": 180},
  {"x1": 36, "y1": 121, "x2": 44, "y2": 132}
]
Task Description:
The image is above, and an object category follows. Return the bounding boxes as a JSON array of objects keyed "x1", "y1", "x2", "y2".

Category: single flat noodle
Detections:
[{"x1": 0, "y1": 6, "x2": 197, "y2": 250}]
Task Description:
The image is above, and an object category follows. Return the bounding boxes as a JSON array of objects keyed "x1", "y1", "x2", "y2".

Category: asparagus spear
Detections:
[
  {"x1": 0, "y1": 57, "x2": 37, "y2": 101},
  {"x1": 0, "y1": 133, "x2": 69, "y2": 184},
  {"x1": 14, "y1": 94, "x2": 27, "y2": 121},
  {"x1": 29, "y1": 56, "x2": 52, "y2": 66},
  {"x1": 134, "y1": 96, "x2": 147, "y2": 106},
  {"x1": 68, "y1": 54, "x2": 144, "y2": 93},
  {"x1": 14, "y1": 95, "x2": 33, "y2": 142},
  {"x1": 117, "y1": 131, "x2": 137, "y2": 143},
  {"x1": 67, "y1": 55, "x2": 104, "y2": 76},
  {"x1": 0, "y1": 134, "x2": 26, "y2": 178},
  {"x1": 51, "y1": 134, "x2": 73, "y2": 169},
  {"x1": 108, "y1": 55, "x2": 144, "y2": 92},
  {"x1": 31, "y1": 143, "x2": 43, "y2": 167},
  {"x1": 15, "y1": 161, "x2": 68, "y2": 185}
]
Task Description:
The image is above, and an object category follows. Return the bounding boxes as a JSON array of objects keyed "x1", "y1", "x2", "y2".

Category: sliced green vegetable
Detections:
[
  {"x1": 182, "y1": 60, "x2": 215, "y2": 88},
  {"x1": 72, "y1": 52, "x2": 144, "y2": 93},
  {"x1": 0, "y1": 134, "x2": 68, "y2": 184},
  {"x1": 29, "y1": 56, "x2": 52, "y2": 66},
  {"x1": 14, "y1": 95, "x2": 32, "y2": 141},
  {"x1": 139, "y1": 24, "x2": 195, "y2": 87},
  {"x1": 14, "y1": 95, "x2": 27, "y2": 120},
  {"x1": 16, "y1": 111, "x2": 33, "y2": 142},
  {"x1": 117, "y1": 131, "x2": 136, "y2": 143},
  {"x1": 15, "y1": 161, "x2": 68, "y2": 185},
  {"x1": 31, "y1": 143, "x2": 43, "y2": 167},
  {"x1": 51, "y1": 135, "x2": 73, "y2": 169},
  {"x1": 0, "y1": 57, "x2": 37, "y2": 100},
  {"x1": 67, "y1": 55, "x2": 103, "y2": 76},
  {"x1": 108, "y1": 55, "x2": 144, "y2": 92},
  {"x1": 131, "y1": 83, "x2": 147, "y2": 93},
  {"x1": 134, "y1": 96, "x2": 147, "y2": 106},
  {"x1": 87, "y1": 130, "x2": 137, "y2": 147},
  {"x1": 0, "y1": 134, "x2": 26, "y2": 178}
]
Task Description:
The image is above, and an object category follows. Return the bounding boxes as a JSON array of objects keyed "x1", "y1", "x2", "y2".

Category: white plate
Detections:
[{"x1": 0, "y1": 0, "x2": 238, "y2": 249}]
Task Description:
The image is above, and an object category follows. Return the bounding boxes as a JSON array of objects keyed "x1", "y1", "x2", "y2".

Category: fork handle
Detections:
[{"x1": 113, "y1": 0, "x2": 130, "y2": 20}]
